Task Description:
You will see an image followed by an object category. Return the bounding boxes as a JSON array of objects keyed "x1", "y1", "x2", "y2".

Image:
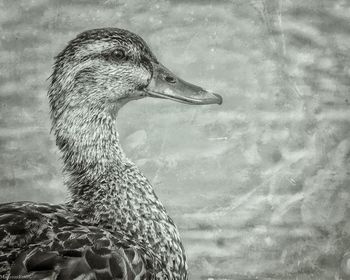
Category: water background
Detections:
[{"x1": 1, "y1": 0, "x2": 350, "y2": 279}]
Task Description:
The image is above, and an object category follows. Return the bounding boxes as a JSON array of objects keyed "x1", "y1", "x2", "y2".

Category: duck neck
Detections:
[
  {"x1": 53, "y1": 105, "x2": 130, "y2": 192},
  {"x1": 52, "y1": 105, "x2": 186, "y2": 274}
]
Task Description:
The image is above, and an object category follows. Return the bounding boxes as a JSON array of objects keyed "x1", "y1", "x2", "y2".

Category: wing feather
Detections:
[{"x1": 0, "y1": 202, "x2": 154, "y2": 280}]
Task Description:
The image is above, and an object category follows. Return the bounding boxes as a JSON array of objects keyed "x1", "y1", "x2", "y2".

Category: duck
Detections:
[{"x1": 0, "y1": 28, "x2": 222, "y2": 280}]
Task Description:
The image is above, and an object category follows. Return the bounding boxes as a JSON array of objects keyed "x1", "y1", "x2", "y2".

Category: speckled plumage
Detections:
[{"x1": 0, "y1": 28, "x2": 221, "y2": 280}]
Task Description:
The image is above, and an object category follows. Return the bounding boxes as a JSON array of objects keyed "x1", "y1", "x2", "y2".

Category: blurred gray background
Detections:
[{"x1": 1, "y1": 0, "x2": 350, "y2": 279}]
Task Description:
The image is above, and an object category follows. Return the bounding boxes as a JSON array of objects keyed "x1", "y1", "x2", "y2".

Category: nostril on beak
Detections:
[{"x1": 164, "y1": 76, "x2": 176, "y2": 84}]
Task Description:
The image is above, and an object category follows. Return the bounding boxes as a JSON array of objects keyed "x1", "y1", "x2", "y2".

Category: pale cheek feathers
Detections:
[
  {"x1": 132, "y1": 65, "x2": 152, "y2": 86},
  {"x1": 100, "y1": 63, "x2": 151, "y2": 94}
]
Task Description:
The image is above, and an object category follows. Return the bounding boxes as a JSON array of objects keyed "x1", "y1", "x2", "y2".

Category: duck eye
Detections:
[
  {"x1": 111, "y1": 49, "x2": 126, "y2": 60},
  {"x1": 164, "y1": 75, "x2": 176, "y2": 84}
]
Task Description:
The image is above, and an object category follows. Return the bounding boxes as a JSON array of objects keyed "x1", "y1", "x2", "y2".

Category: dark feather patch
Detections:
[
  {"x1": 6, "y1": 224, "x2": 26, "y2": 235},
  {"x1": 109, "y1": 253, "x2": 125, "y2": 278},
  {"x1": 85, "y1": 249, "x2": 108, "y2": 269},
  {"x1": 57, "y1": 232, "x2": 71, "y2": 241},
  {"x1": 91, "y1": 247, "x2": 111, "y2": 256},
  {"x1": 26, "y1": 251, "x2": 59, "y2": 271},
  {"x1": 95, "y1": 270, "x2": 113, "y2": 279},
  {"x1": 61, "y1": 250, "x2": 83, "y2": 258}
]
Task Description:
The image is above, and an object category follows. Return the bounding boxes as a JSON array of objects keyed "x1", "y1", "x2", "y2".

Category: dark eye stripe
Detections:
[
  {"x1": 98, "y1": 49, "x2": 127, "y2": 62},
  {"x1": 140, "y1": 54, "x2": 153, "y2": 73}
]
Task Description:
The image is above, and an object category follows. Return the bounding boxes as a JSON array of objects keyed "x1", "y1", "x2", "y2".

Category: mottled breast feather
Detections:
[{"x1": 0, "y1": 202, "x2": 155, "y2": 279}]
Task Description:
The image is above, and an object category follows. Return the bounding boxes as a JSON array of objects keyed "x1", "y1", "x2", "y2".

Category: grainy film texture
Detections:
[{"x1": 0, "y1": 0, "x2": 349, "y2": 279}]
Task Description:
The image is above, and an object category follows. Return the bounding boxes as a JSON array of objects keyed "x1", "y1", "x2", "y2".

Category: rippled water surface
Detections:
[{"x1": 1, "y1": 0, "x2": 350, "y2": 279}]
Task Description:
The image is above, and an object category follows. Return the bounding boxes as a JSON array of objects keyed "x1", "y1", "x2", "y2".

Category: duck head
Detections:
[{"x1": 50, "y1": 28, "x2": 222, "y2": 117}]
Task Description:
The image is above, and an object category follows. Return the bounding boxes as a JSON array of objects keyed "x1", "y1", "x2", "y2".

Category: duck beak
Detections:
[{"x1": 143, "y1": 62, "x2": 222, "y2": 105}]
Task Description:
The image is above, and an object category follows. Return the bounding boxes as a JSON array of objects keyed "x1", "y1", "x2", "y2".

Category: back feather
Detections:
[{"x1": 0, "y1": 202, "x2": 154, "y2": 280}]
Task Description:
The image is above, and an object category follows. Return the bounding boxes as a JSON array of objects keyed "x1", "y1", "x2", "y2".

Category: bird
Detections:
[{"x1": 0, "y1": 28, "x2": 222, "y2": 280}]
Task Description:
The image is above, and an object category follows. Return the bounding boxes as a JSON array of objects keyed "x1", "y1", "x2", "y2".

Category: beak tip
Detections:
[{"x1": 213, "y1": 93, "x2": 223, "y2": 105}]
